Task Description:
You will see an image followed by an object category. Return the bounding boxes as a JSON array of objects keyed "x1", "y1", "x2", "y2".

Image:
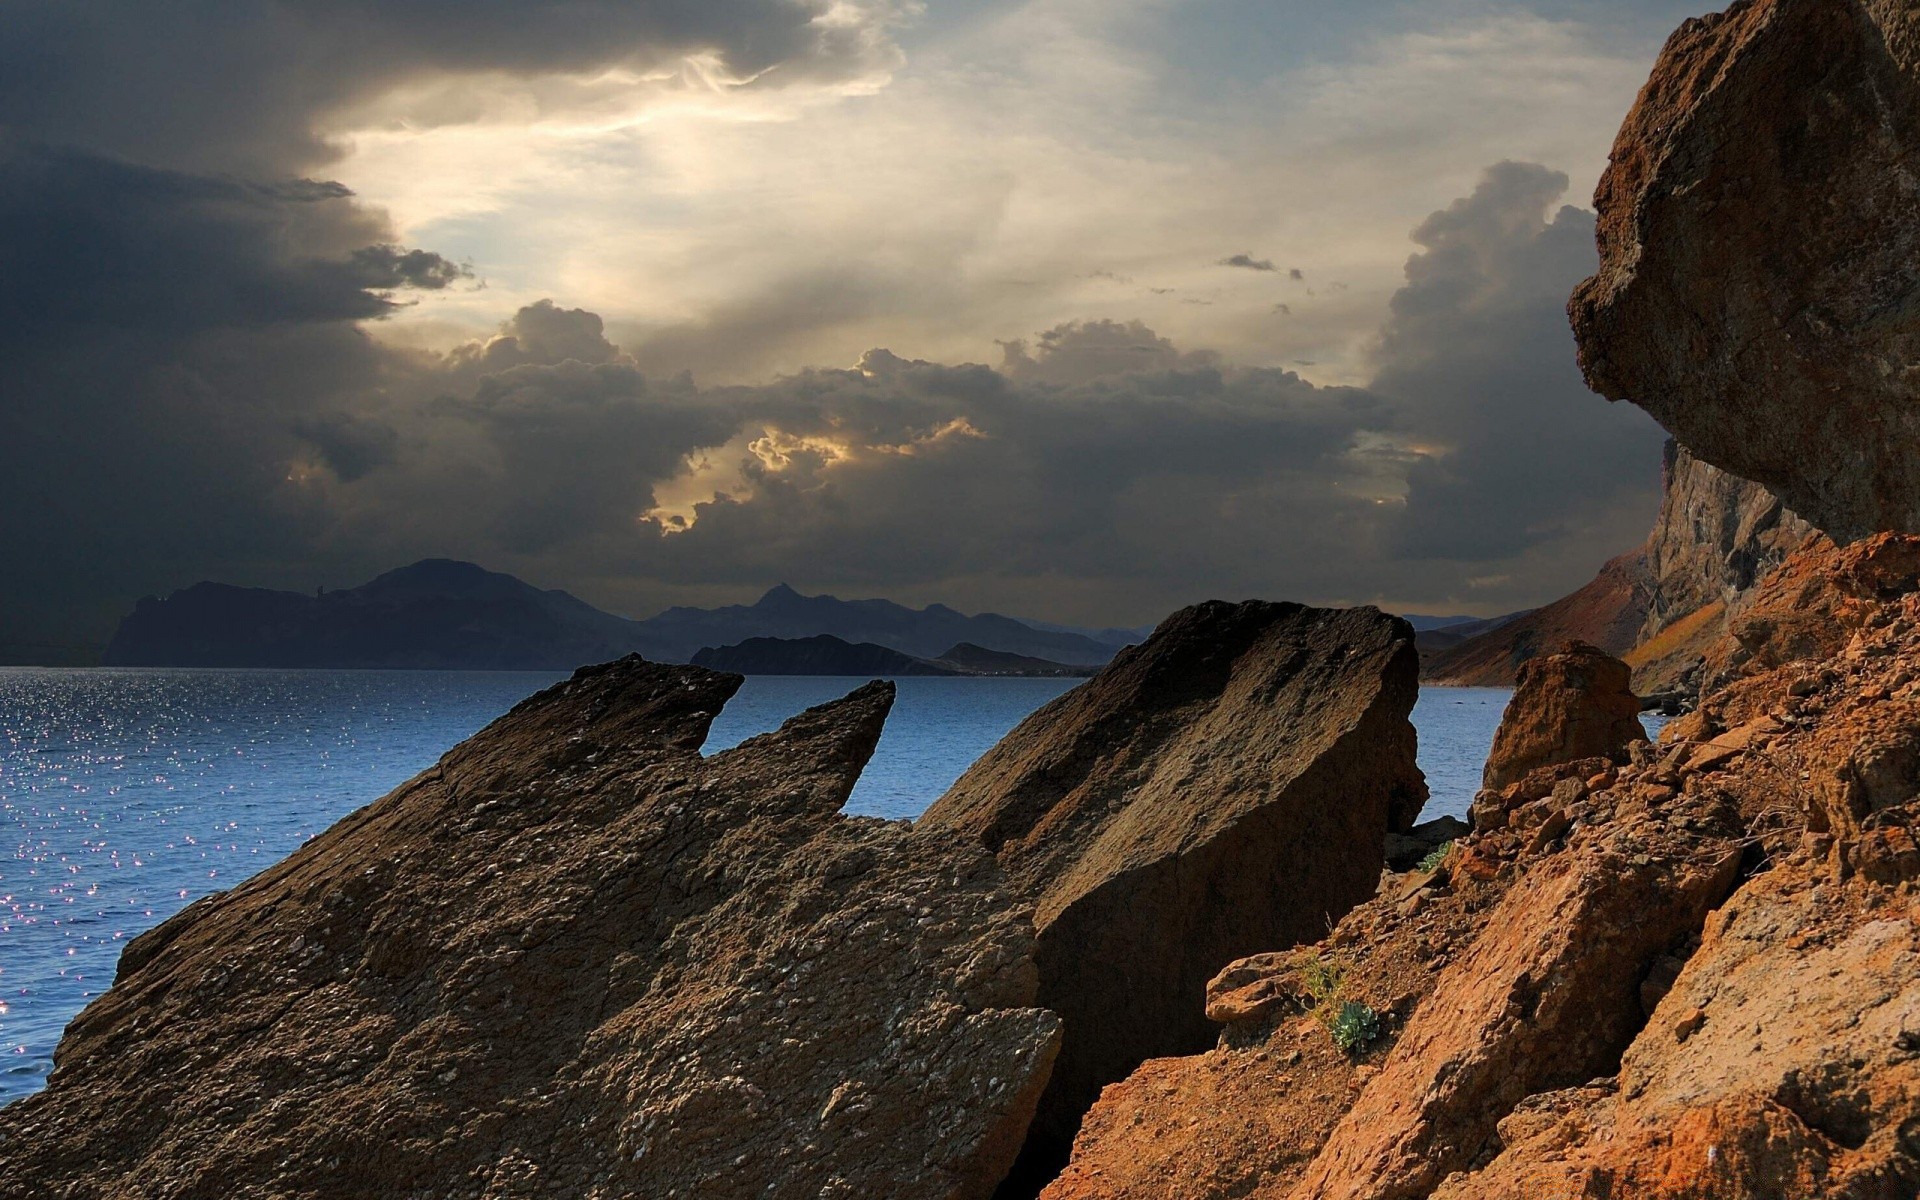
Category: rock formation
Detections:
[
  {"x1": 1433, "y1": 595, "x2": 1920, "y2": 1199},
  {"x1": 1641, "y1": 442, "x2": 1816, "y2": 644},
  {"x1": 1426, "y1": 444, "x2": 1814, "y2": 695},
  {"x1": 1570, "y1": 0, "x2": 1920, "y2": 542},
  {"x1": 0, "y1": 658, "x2": 1060, "y2": 1200},
  {"x1": 920, "y1": 601, "x2": 1426, "y2": 1165},
  {"x1": 1628, "y1": 442, "x2": 1818, "y2": 698},
  {"x1": 1480, "y1": 641, "x2": 1646, "y2": 793},
  {"x1": 1044, "y1": 7, "x2": 1920, "y2": 1195},
  {"x1": 1042, "y1": 743, "x2": 1749, "y2": 1200}
]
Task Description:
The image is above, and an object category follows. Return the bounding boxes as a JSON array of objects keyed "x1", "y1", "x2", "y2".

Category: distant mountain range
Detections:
[
  {"x1": 691, "y1": 635, "x2": 1099, "y2": 678},
  {"x1": 102, "y1": 560, "x2": 1141, "y2": 670},
  {"x1": 101, "y1": 558, "x2": 1527, "y2": 674}
]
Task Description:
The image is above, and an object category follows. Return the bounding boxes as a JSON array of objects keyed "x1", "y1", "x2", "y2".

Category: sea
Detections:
[{"x1": 0, "y1": 668, "x2": 1537, "y2": 1106}]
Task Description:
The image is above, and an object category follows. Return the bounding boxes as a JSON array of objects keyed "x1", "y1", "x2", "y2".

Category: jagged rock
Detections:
[
  {"x1": 920, "y1": 602, "x2": 1425, "y2": 1156},
  {"x1": 1041, "y1": 755, "x2": 1749, "y2": 1200},
  {"x1": 1570, "y1": 0, "x2": 1920, "y2": 541},
  {"x1": 1436, "y1": 608, "x2": 1920, "y2": 1197},
  {"x1": 0, "y1": 658, "x2": 1060, "y2": 1200},
  {"x1": 1285, "y1": 802, "x2": 1742, "y2": 1200},
  {"x1": 1435, "y1": 861, "x2": 1920, "y2": 1200},
  {"x1": 1648, "y1": 531, "x2": 1920, "y2": 701},
  {"x1": 1480, "y1": 642, "x2": 1646, "y2": 795}
]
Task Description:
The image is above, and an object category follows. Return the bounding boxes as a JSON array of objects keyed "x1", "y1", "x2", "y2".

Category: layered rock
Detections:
[
  {"x1": 0, "y1": 658, "x2": 1060, "y2": 1200},
  {"x1": 1570, "y1": 0, "x2": 1920, "y2": 541},
  {"x1": 1050, "y1": 586, "x2": 1920, "y2": 1200},
  {"x1": 1427, "y1": 444, "x2": 1815, "y2": 696},
  {"x1": 920, "y1": 601, "x2": 1426, "y2": 1159},
  {"x1": 1480, "y1": 641, "x2": 1646, "y2": 793}
]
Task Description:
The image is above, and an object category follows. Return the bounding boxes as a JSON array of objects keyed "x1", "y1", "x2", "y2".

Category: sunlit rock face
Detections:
[
  {"x1": 1480, "y1": 641, "x2": 1645, "y2": 795},
  {"x1": 922, "y1": 600, "x2": 1425, "y2": 1160},
  {"x1": 0, "y1": 658, "x2": 1059, "y2": 1200},
  {"x1": 1571, "y1": 0, "x2": 1920, "y2": 543}
]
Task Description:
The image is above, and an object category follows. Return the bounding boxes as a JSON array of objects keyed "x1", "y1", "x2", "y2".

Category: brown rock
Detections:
[
  {"x1": 1436, "y1": 864, "x2": 1920, "y2": 1200},
  {"x1": 1284, "y1": 812, "x2": 1742, "y2": 1200},
  {"x1": 1628, "y1": 442, "x2": 1818, "y2": 699},
  {"x1": 921, "y1": 601, "x2": 1425, "y2": 1151},
  {"x1": 1641, "y1": 442, "x2": 1816, "y2": 647},
  {"x1": 0, "y1": 658, "x2": 1059, "y2": 1200},
  {"x1": 1482, "y1": 641, "x2": 1647, "y2": 793},
  {"x1": 1423, "y1": 550, "x2": 1649, "y2": 687},
  {"x1": 1570, "y1": 0, "x2": 1920, "y2": 541},
  {"x1": 1042, "y1": 751, "x2": 1748, "y2": 1200}
]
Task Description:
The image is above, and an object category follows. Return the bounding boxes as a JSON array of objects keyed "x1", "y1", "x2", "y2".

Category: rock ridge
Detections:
[{"x1": 0, "y1": 656, "x2": 1061, "y2": 1200}]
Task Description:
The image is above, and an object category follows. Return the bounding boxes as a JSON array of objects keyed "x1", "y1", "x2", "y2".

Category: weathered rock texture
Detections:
[
  {"x1": 0, "y1": 658, "x2": 1060, "y2": 1200},
  {"x1": 1438, "y1": 595, "x2": 1920, "y2": 1199},
  {"x1": 1422, "y1": 551, "x2": 1649, "y2": 687},
  {"x1": 1043, "y1": 747, "x2": 1749, "y2": 1200},
  {"x1": 1050, "y1": 585, "x2": 1920, "y2": 1200},
  {"x1": 1642, "y1": 443, "x2": 1816, "y2": 642},
  {"x1": 1570, "y1": 0, "x2": 1920, "y2": 542},
  {"x1": 1481, "y1": 642, "x2": 1646, "y2": 793},
  {"x1": 1428, "y1": 443, "x2": 1815, "y2": 696},
  {"x1": 921, "y1": 602, "x2": 1426, "y2": 1153}
]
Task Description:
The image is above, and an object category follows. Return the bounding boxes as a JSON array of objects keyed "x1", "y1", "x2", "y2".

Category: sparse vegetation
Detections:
[
  {"x1": 1418, "y1": 841, "x2": 1454, "y2": 873},
  {"x1": 1329, "y1": 1000, "x2": 1384, "y2": 1053},
  {"x1": 1300, "y1": 953, "x2": 1346, "y2": 1018},
  {"x1": 1297, "y1": 954, "x2": 1385, "y2": 1054}
]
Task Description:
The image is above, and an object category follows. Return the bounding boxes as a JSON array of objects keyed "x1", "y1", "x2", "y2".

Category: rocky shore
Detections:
[{"x1": 6, "y1": 2, "x2": 1920, "y2": 1197}]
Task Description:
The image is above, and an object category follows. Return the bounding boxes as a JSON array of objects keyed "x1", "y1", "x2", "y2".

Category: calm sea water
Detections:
[{"x1": 0, "y1": 668, "x2": 1523, "y2": 1106}]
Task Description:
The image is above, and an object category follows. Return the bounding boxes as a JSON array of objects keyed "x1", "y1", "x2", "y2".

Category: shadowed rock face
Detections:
[
  {"x1": 1570, "y1": 0, "x2": 1920, "y2": 542},
  {"x1": 921, "y1": 601, "x2": 1425, "y2": 1152},
  {"x1": 1482, "y1": 641, "x2": 1646, "y2": 794},
  {"x1": 1642, "y1": 443, "x2": 1815, "y2": 643},
  {"x1": 0, "y1": 657, "x2": 1060, "y2": 1200}
]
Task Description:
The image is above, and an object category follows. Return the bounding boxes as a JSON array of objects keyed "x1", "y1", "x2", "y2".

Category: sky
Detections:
[{"x1": 0, "y1": 0, "x2": 1713, "y2": 659}]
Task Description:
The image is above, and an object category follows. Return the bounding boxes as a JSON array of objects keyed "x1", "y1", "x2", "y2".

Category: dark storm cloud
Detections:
[
  {"x1": 1369, "y1": 161, "x2": 1665, "y2": 561},
  {"x1": 300, "y1": 316, "x2": 1407, "y2": 622},
  {"x1": 0, "y1": 140, "x2": 463, "y2": 337},
  {"x1": 0, "y1": 0, "x2": 908, "y2": 657},
  {"x1": 1219, "y1": 253, "x2": 1280, "y2": 272},
  {"x1": 0, "y1": 0, "x2": 898, "y2": 175},
  {"x1": 1, "y1": 156, "x2": 1669, "y2": 655}
]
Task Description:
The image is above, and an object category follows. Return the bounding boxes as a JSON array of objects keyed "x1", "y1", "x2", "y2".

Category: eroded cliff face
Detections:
[
  {"x1": 1570, "y1": 0, "x2": 1920, "y2": 542},
  {"x1": 922, "y1": 601, "x2": 1426, "y2": 1166},
  {"x1": 1641, "y1": 442, "x2": 1815, "y2": 640},
  {"x1": 0, "y1": 659, "x2": 1060, "y2": 1200}
]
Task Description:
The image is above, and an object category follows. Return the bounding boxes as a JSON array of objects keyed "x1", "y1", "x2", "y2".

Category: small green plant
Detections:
[
  {"x1": 1296, "y1": 954, "x2": 1385, "y2": 1054},
  {"x1": 1417, "y1": 841, "x2": 1455, "y2": 873},
  {"x1": 1328, "y1": 1000, "x2": 1383, "y2": 1053},
  {"x1": 1299, "y1": 954, "x2": 1346, "y2": 1018}
]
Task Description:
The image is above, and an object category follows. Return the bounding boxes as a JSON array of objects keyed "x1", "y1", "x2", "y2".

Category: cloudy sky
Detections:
[{"x1": 0, "y1": 0, "x2": 1709, "y2": 658}]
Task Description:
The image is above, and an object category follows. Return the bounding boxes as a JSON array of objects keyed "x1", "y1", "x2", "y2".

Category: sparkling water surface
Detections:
[{"x1": 1, "y1": 668, "x2": 1528, "y2": 1105}]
